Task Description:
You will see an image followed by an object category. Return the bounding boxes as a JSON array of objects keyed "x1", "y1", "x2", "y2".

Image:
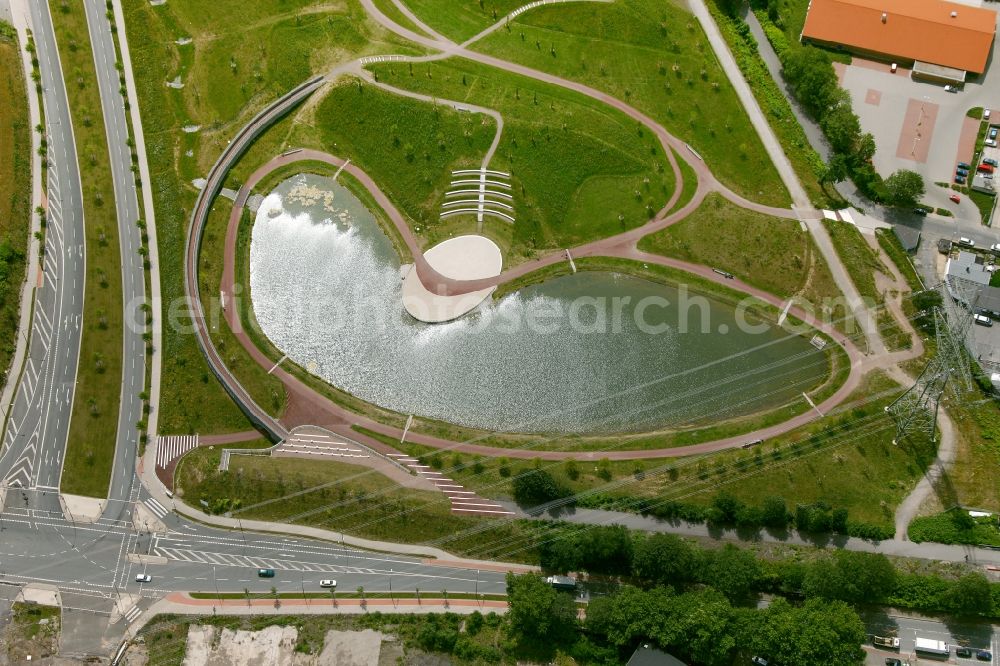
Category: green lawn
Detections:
[
  {"x1": 365, "y1": 58, "x2": 676, "y2": 260},
  {"x1": 638, "y1": 194, "x2": 842, "y2": 308},
  {"x1": 909, "y1": 510, "x2": 1000, "y2": 547},
  {"x1": 472, "y1": 0, "x2": 790, "y2": 207},
  {"x1": 0, "y1": 24, "x2": 30, "y2": 393},
  {"x1": 946, "y1": 395, "x2": 1000, "y2": 513},
  {"x1": 405, "y1": 0, "x2": 528, "y2": 42},
  {"x1": 174, "y1": 445, "x2": 543, "y2": 560},
  {"x1": 823, "y1": 221, "x2": 911, "y2": 351},
  {"x1": 50, "y1": 0, "x2": 125, "y2": 498},
  {"x1": 197, "y1": 201, "x2": 286, "y2": 417},
  {"x1": 122, "y1": 0, "x2": 416, "y2": 434}
]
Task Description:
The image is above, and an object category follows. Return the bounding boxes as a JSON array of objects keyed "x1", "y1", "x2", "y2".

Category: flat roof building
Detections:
[{"x1": 801, "y1": 0, "x2": 997, "y2": 77}]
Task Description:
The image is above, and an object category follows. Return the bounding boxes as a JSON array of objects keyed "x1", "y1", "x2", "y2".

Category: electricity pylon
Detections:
[{"x1": 885, "y1": 281, "x2": 976, "y2": 444}]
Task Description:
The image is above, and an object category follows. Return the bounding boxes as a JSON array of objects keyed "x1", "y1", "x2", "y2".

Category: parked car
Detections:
[
  {"x1": 957, "y1": 168, "x2": 970, "y2": 177},
  {"x1": 990, "y1": 243, "x2": 1000, "y2": 252},
  {"x1": 959, "y1": 648, "x2": 974, "y2": 658},
  {"x1": 974, "y1": 313, "x2": 993, "y2": 327},
  {"x1": 913, "y1": 207, "x2": 929, "y2": 216},
  {"x1": 959, "y1": 161, "x2": 972, "y2": 169},
  {"x1": 986, "y1": 109, "x2": 993, "y2": 120},
  {"x1": 751, "y1": 658, "x2": 769, "y2": 666},
  {"x1": 945, "y1": 85, "x2": 959, "y2": 92},
  {"x1": 135, "y1": 574, "x2": 152, "y2": 583},
  {"x1": 319, "y1": 579, "x2": 337, "y2": 588},
  {"x1": 977, "y1": 651, "x2": 993, "y2": 662},
  {"x1": 985, "y1": 158, "x2": 1000, "y2": 167},
  {"x1": 959, "y1": 237, "x2": 975, "y2": 247},
  {"x1": 990, "y1": 127, "x2": 998, "y2": 140},
  {"x1": 951, "y1": 194, "x2": 963, "y2": 203},
  {"x1": 956, "y1": 175, "x2": 967, "y2": 184},
  {"x1": 979, "y1": 163, "x2": 995, "y2": 173},
  {"x1": 886, "y1": 660, "x2": 903, "y2": 666},
  {"x1": 986, "y1": 139, "x2": 998, "y2": 148},
  {"x1": 258, "y1": 568, "x2": 276, "y2": 578}
]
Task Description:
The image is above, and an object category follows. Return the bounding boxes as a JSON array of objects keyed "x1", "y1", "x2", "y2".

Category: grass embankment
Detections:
[
  {"x1": 406, "y1": 0, "x2": 526, "y2": 41},
  {"x1": 356, "y1": 61, "x2": 678, "y2": 262},
  {"x1": 122, "y1": 0, "x2": 415, "y2": 434},
  {"x1": 909, "y1": 510, "x2": 1000, "y2": 547},
  {"x1": 367, "y1": 368, "x2": 921, "y2": 533},
  {"x1": 707, "y1": 3, "x2": 835, "y2": 208},
  {"x1": 49, "y1": 0, "x2": 124, "y2": 497},
  {"x1": 0, "y1": 23, "x2": 31, "y2": 391},
  {"x1": 761, "y1": 0, "x2": 849, "y2": 64},
  {"x1": 197, "y1": 201, "x2": 286, "y2": 417},
  {"x1": 823, "y1": 221, "x2": 911, "y2": 351},
  {"x1": 174, "y1": 445, "x2": 546, "y2": 560},
  {"x1": 638, "y1": 194, "x2": 848, "y2": 326},
  {"x1": 472, "y1": 0, "x2": 790, "y2": 207}
]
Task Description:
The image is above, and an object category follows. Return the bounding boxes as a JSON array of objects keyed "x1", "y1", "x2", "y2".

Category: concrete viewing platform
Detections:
[{"x1": 402, "y1": 235, "x2": 502, "y2": 323}]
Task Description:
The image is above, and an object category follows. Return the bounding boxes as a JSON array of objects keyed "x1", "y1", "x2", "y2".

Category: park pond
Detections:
[{"x1": 249, "y1": 174, "x2": 832, "y2": 434}]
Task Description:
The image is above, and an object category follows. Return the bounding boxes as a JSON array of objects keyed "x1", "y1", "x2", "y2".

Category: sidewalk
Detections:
[{"x1": 0, "y1": 0, "x2": 44, "y2": 430}]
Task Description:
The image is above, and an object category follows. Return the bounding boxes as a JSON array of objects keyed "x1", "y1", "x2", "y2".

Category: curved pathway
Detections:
[
  {"x1": 218, "y1": 150, "x2": 921, "y2": 462},
  {"x1": 189, "y1": 0, "x2": 927, "y2": 463}
]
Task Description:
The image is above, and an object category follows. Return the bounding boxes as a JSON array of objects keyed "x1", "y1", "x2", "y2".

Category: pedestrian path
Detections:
[
  {"x1": 386, "y1": 453, "x2": 514, "y2": 516},
  {"x1": 154, "y1": 435, "x2": 199, "y2": 487},
  {"x1": 273, "y1": 430, "x2": 370, "y2": 461}
]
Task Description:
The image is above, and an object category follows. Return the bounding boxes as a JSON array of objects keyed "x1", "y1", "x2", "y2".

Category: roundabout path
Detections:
[{"x1": 218, "y1": 150, "x2": 920, "y2": 461}]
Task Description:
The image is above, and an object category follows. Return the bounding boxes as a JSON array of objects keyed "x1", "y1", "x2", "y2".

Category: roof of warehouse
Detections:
[{"x1": 801, "y1": 0, "x2": 997, "y2": 73}]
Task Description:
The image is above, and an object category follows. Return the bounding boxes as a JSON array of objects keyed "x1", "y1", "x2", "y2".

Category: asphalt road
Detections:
[
  {"x1": 81, "y1": 0, "x2": 146, "y2": 518},
  {"x1": 0, "y1": 0, "x2": 85, "y2": 512}
]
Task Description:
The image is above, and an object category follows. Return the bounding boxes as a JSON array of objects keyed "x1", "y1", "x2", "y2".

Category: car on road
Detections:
[
  {"x1": 135, "y1": 574, "x2": 152, "y2": 583},
  {"x1": 985, "y1": 158, "x2": 999, "y2": 167},
  {"x1": 945, "y1": 84, "x2": 959, "y2": 92},
  {"x1": 951, "y1": 194, "x2": 963, "y2": 204},
  {"x1": 978, "y1": 650, "x2": 993, "y2": 661},
  {"x1": 258, "y1": 568, "x2": 276, "y2": 578},
  {"x1": 974, "y1": 313, "x2": 993, "y2": 327},
  {"x1": 319, "y1": 579, "x2": 337, "y2": 588},
  {"x1": 959, "y1": 237, "x2": 975, "y2": 247}
]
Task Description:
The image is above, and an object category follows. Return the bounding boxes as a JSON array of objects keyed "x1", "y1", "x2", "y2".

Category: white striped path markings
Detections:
[
  {"x1": 155, "y1": 435, "x2": 199, "y2": 469},
  {"x1": 154, "y1": 547, "x2": 378, "y2": 575},
  {"x1": 387, "y1": 454, "x2": 514, "y2": 515},
  {"x1": 144, "y1": 497, "x2": 168, "y2": 519},
  {"x1": 124, "y1": 605, "x2": 142, "y2": 624}
]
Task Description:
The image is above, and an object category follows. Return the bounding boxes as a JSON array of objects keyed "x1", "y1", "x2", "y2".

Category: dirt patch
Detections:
[
  {"x1": 2, "y1": 603, "x2": 61, "y2": 664},
  {"x1": 895, "y1": 98, "x2": 939, "y2": 164},
  {"x1": 181, "y1": 625, "x2": 390, "y2": 666}
]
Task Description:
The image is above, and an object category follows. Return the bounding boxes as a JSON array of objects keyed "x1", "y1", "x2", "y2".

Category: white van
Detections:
[{"x1": 974, "y1": 313, "x2": 992, "y2": 327}]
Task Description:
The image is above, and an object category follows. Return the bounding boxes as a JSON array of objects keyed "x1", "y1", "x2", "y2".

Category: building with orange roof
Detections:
[{"x1": 801, "y1": 0, "x2": 997, "y2": 81}]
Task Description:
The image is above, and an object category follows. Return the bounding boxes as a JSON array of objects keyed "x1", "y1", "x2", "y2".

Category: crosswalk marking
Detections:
[
  {"x1": 155, "y1": 435, "x2": 199, "y2": 469},
  {"x1": 144, "y1": 497, "x2": 168, "y2": 519},
  {"x1": 124, "y1": 605, "x2": 141, "y2": 623}
]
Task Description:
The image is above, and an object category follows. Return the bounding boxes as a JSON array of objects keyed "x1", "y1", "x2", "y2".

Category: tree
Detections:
[
  {"x1": 505, "y1": 573, "x2": 578, "y2": 648},
  {"x1": 884, "y1": 169, "x2": 925, "y2": 207},
  {"x1": 700, "y1": 544, "x2": 760, "y2": 602},
  {"x1": 854, "y1": 132, "x2": 877, "y2": 163},
  {"x1": 760, "y1": 496, "x2": 790, "y2": 529},
  {"x1": 821, "y1": 99, "x2": 862, "y2": 154},
  {"x1": 715, "y1": 0, "x2": 743, "y2": 17},
  {"x1": 511, "y1": 468, "x2": 570, "y2": 508},
  {"x1": 632, "y1": 533, "x2": 701, "y2": 585},
  {"x1": 742, "y1": 597, "x2": 866, "y2": 666},
  {"x1": 820, "y1": 154, "x2": 850, "y2": 185},
  {"x1": 579, "y1": 525, "x2": 633, "y2": 576},
  {"x1": 781, "y1": 47, "x2": 838, "y2": 117},
  {"x1": 942, "y1": 573, "x2": 993, "y2": 616},
  {"x1": 539, "y1": 535, "x2": 582, "y2": 574},
  {"x1": 803, "y1": 551, "x2": 896, "y2": 603}
]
